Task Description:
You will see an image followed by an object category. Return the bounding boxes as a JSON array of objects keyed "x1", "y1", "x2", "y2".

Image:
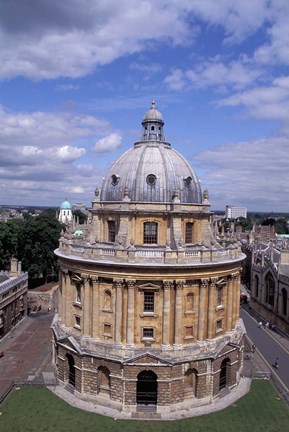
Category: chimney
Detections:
[
  {"x1": 10, "y1": 258, "x2": 18, "y2": 276},
  {"x1": 17, "y1": 261, "x2": 22, "y2": 275}
]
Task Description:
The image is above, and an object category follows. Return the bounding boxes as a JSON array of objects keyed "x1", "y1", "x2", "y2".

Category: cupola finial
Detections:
[{"x1": 151, "y1": 99, "x2": 155, "y2": 109}]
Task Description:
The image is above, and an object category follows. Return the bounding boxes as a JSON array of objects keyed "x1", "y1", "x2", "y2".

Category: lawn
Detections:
[{"x1": 0, "y1": 380, "x2": 288, "y2": 432}]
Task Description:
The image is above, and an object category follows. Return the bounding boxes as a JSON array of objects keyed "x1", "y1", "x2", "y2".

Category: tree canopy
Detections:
[{"x1": 0, "y1": 209, "x2": 63, "y2": 285}]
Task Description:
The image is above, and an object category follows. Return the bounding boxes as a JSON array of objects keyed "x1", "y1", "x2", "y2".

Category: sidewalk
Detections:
[{"x1": 0, "y1": 312, "x2": 56, "y2": 401}]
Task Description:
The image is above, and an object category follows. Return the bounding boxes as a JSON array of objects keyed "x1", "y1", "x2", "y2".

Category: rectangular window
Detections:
[
  {"x1": 76, "y1": 284, "x2": 81, "y2": 303},
  {"x1": 143, "y1": 222, "x2": 158, "y2": 244},
  {"x1": 216, "y1": 319, "x2": 222, "y2": 331},
  {"x1": 217, "y1": 286, "x2": 223, "y2": 307},
  {"x1": 144, "y1": 291, "x2": 154, "y2": 312},
  {"x1": 108, "y1": 220, "x2": 116, "y2": 242},
  {"x1": 185, "y1": 326, "x2": 194, "y2": 338},
  {"x1": 143, "y1": 327, "x2": 154, "y2": 339},
  {"x1": 103, "y1": 323, "x2": 112, "y2": 336},
  {"x1": 75, "y1": 315, "x2": 81, "y2": 328},
  {"x1": 185, "y1": 222, "x2": 194, "y2": 243}
]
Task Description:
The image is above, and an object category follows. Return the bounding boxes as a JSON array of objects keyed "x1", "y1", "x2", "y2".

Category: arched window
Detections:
[
  {"x1": 186, "y1": 293, "x2": 194, "y2": 311},
  {"x1": 281, "y1": 288, "x2": 287, "y2": 316},
  {"x1": 108, "y1": 220, "x2": 116, "y2": 242},
  {"x1": 265, "y1": 273, "x2": 275, "y2": 307},
  {"x1": 103, "y1": 290, "x2": 112, "y2": 310},
  {"x1": 185, "y1": 222, "x2": 194, "y2": 243},
  {"x1": 137, "y1": 370, "x2": 158, "y2": 405},
  {"x1": 143, "y1": 222, "x2": 158, "y2": 244},
  {"x1": 219, "y1": 358, "x2": 230, "y2": 390},
  {"x1": 184, "y1": 368, "x2": 198, "y2": 397},
  {"x1": 254, "y1": 275, "x2": 259, "y2": 298},
  {"x1": 66, "y1": 354, "x2": 75, "y2": 387},
  {"x1": 97, "y1": 366, "x2": 110, "y2": 395}
]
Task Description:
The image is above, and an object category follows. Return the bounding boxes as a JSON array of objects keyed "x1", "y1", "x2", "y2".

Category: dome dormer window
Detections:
[
  {"x1": 184, "y1": 176, "x2": 192, "y2": 187},
  {"x1": 146, "y1": 174, "x2": 156, "y2": 186},
  {"x1": 111, "y1": 174, "x2": 120, "y2": 186}
]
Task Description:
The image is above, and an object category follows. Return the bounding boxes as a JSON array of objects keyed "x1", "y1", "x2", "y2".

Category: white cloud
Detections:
[
  {"x1": 217, "y1": 76, "x2": 289, "y2": 121},
  {"x1": 195, "y1": 136, "x2": 289, "y2": 211},
  {"x1": 0, "y1": 0, "x2": 195, "y2": 80},
  {"x1": 165, "y1": 60, "x2": 263, "y2": 92},
  {"x1": 93, "y1": 133, "x2": 122, "y2": 153}
]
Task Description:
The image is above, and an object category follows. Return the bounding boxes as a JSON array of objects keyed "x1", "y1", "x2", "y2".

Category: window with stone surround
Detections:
[
  {"x1": 74, "y1": 315, "x2": 81, "y2": 329},
  {"x1": 103, "y1": 323, "x2": 112, "y2": 337},
  {"x1": 75, "y1": 284, "x2": 81, "y2": 303},
  {"x1": 217, "y1": 286, "x2": 223, "y2": 307},
  {"x1": 184, "y1": 368, "x2": 198, "y2": 397},
  {"x1": 142, "y1": 327, "x2": 154, "y2": 339},
  {"x1": 186, "y1": 292, "x2": 195, "y2": 312},
  {"x1": 216, "y1": 319, "x2": 223, "y2": 333},
  {"x1": 184, "y1": 325, "x2": 194, "y2": 339},
  {"x1": 144, "y1": 291, "x2": 154, "y2": 312},
  {"x1": 185, "y1": 222, "x2": 194, "y2": 243},
  {"x1": 97, "y1": 366, "x2": 110, "y2": 396},
  {"x1": 103, "y1": 290, "x2": 112, "y2": 311},
  {"x1": 108, "y1": 220, "x2": 116, "y2": 242},
  {"x1": 265, "y1": 272, "x2": 275, "y2": 307},
  {"x1": 143, "y1": 221, "x2": 158, "y2": 244}
]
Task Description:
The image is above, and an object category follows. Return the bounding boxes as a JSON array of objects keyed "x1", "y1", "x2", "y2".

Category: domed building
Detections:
[
  {"x1": 52, "y1": 101, "x2": 246, "y2": 415},
  {"x1": 58, "y1": 199, "x2": 72, "y2": 224}
]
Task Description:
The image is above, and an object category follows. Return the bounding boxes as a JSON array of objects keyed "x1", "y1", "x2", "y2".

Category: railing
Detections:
[{"x1": 57, "y1": 241, "x2": 243, "y2": 265}]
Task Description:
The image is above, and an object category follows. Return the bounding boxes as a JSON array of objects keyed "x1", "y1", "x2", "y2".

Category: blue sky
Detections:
[{"x1": 1, "y1": 0, "x2": 289, "y2": 212}]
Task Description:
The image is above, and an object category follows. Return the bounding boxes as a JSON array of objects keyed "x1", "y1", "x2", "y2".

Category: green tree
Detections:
[
  {"x1": 275, "y1": 218, "x2": 289, "y2": 235},
  {"x1": 18, "y1": 209, "x2": 63, "y2": 281},
  {"x1": 0, "y1": 219, "x2": 23, "y2": 270},
  {"x1": 236, "y1": 217, "x2": 253, "y2": 231}
]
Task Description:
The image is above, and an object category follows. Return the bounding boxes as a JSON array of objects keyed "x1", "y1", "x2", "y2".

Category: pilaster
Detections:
[
  {"x1": 198, "y1": 279, "x2": 209, "y2": 341},
  {"x1": 114, "y1": 279, "x2": 123, "y2": 346},
  {"x1": 126, "y1": 280, "x2": 136, "y2": 348},
  {"x1": 174, "y1": 280, "x2": 184, "y2": 347}
]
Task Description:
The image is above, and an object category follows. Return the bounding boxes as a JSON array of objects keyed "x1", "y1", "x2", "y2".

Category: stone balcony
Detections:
[{"x1": 56, "y1": 238, "x2": 244, "y2": 265}]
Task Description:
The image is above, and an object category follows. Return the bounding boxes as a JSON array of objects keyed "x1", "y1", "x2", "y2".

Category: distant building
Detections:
[
  {"x1": 72, "y1": 202, "x2": 87, "y2": 213},
  {"x1": 0, "y1": 259, "x2": 28, "y2": 340},
  {"x1": 243, "y1": 239, "x2": 289, "y2": 334},
  {"x1": 58, "y1": 199, "x2": 72, "y2": 224},
  {"x1": 226, "y1": 205, "x2": 247, "y2": 219}
]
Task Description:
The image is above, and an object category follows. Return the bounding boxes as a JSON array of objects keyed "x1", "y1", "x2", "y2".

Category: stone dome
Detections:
[
  {"x1": 100, "y1": 102, "x2": 202, "y2": 204},
  {"x1": 60, "y1": 199, "x2": 72, "y2": 209},
  {"x1": 142, "y1": 99, "x2": 164, "y2": 123}
]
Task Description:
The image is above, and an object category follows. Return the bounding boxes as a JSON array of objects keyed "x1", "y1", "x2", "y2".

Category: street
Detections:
[{"x1": 241, "y1": 307, "x2": 289, "y2": 393}]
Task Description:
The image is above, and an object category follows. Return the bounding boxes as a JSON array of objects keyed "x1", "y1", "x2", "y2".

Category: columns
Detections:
[
  {"x1": 82, "y1": 275, "x2": 91, "y2": 337},
  {"x1": 226, "y1": 276, "x2": 234, "y2": 332},
  {"x1": 174, "y1": 280, "x2": 184, "y2": 347},
  {"x1": 91, "y1": 276, "x2": 99, "y2": 340},
  {"x1": 231, "y1": 273, "x2": 239, "y2": 329},
  {"x1": 235, "y1": 272, "x2": 241, "y2": 323},
  {"x1": 162, "y1": 281, "x2": 172, "y2": 348},
  {"x1": 198, "y1": 279, "x2": 209, "y2": 341},
  {"x1": 126, "y1": 280, "x2": 136, "y2": 347},
  {"x1": 114, "y1": 279, "x2": 123, "y2": 346},
  {"x1": 207, "y1": 278, "x2": 217, "y2": 339}
]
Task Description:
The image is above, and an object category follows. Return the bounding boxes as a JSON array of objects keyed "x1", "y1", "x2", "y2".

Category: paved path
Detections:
[{"x1": 0, "y1": 312, "x2": 55, "y2": 401}]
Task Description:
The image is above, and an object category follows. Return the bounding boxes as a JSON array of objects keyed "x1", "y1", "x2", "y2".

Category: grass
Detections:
[{"x1": 0, "y1": 380, "x2": 288, "y2": 432}]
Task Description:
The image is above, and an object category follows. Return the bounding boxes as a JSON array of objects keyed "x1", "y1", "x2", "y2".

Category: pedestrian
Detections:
[
  {"x1": 265, "y1": 322, "x2": 269, "y2": 330},
  {"x1": 258, "y1": 321, "x2": 263, "y2": 328},
  {"x1": 252, "y1": 343, "x2": 256, "y2": 353},
  {"x1": 274, "y1": 357, "x2": 279, "y2": 369}
]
